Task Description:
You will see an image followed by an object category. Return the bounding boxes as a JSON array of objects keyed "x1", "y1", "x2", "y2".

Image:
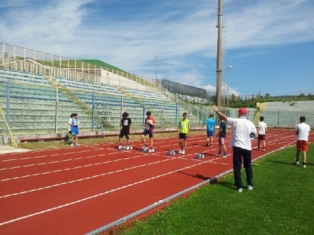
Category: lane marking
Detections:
[{"x1": 0, "y1": 159, "x2": 213, "y2": 227}]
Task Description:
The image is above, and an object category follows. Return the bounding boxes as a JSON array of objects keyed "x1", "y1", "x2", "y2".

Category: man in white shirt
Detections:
[
  {"x1": 213, "y1": 105, "x2": 257, "y2": 192},
  {"x1": 295, "y1": 116, "x2": 311, "y2": 168},
  {"x1": 257, "y1": 116, "x2": 267, "y2": 151}
]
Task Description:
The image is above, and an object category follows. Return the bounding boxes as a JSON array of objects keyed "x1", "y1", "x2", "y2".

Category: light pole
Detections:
[{"x1": 227, "y1": 65, "x2": 232, "y2": 109}]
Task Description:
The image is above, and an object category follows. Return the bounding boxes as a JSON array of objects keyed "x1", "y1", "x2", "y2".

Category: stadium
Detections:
[{"x1": 0, "y1": 1, "x2": 314, "y2": 235}]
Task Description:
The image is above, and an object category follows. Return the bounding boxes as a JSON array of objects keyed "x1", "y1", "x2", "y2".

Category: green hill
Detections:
[{"x1": 78, "y1": 59, "x2": 125, "y2": 73}]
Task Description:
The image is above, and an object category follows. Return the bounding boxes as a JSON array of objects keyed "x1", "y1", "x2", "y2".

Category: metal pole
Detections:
[
  {"x1": 55, "y1": 86, "x2": 59, "y2": 133},
  {"x1": 216, "y1": 0, "x2": 223, "y2": 107},
  {"x1": 227, "y1": 65, "x2": 232, "y2": 109},
  {"x1": 6, "y1": 81, "x2": 11, "y2": 135},
  {"x1": 92, "y1": 91, "x2": 95, "y2": 131}
]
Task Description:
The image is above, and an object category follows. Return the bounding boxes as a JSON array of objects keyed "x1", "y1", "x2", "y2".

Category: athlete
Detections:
[
  {"x1": 178, "y1": 112, "x2": 190, "y2": 154},
  {"x1": 257, "y1": 116, "x2": 267, "y2": 151},
  {"x1": 295, "y1": 116, "x2": 311, "y2": 168},
  {"x1": 216, "y1": 118, "x2": 227, "y2": 157},
  {"x1": 141, "y1": 111, "x2": 156, "y2": 152},
  {"x1": 204, "y1": 114, "x2": 216, "y2": 146},
  {"x1": 118, "y1": 112, "x2": 132, "y2": 150},
  {"x1": 70, "y1": 113, "x2": 80, "y2": 147}
]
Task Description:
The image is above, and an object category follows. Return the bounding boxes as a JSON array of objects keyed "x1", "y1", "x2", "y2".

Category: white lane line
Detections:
[
  {"x1": 34, "y1": 155, "x2": 48, "y2": 159},
  {"x1": 2, "y1": 159, "x2": 17, "y2": 162},
  {"x1": 0, "y1": 159, "x2": 212, "y2": 227},
  {"x1": 0, "y1": 158, "x2": 175, "y2": 199}
]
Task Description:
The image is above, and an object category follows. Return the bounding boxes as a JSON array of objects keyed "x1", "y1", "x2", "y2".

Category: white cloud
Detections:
[{"x1": 0, "y1": 0, "x2": 313, "y2": 96}]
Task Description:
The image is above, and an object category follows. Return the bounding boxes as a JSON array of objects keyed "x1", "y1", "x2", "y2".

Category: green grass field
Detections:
[{"x1": 109, "y1": 144, "x2": 314, "y2": 235}]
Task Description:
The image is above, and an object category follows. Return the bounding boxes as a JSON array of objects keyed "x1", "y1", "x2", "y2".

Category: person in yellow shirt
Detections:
[{"x1": 178, "y1": 112, "x2": 190, "y2": 154}]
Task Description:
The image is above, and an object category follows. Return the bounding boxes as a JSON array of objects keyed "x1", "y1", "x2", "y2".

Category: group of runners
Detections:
[
  {"x1": 117, "y1": 110, "x2": 268, "y2": 156},
  {"x1": 67, "y1": 108, "x2": 310, "y2": 193}
]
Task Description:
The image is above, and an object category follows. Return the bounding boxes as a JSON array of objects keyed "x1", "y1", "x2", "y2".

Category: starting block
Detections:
[{"x1": 194, "y1": 153, "x2": 205, "y2": 159}]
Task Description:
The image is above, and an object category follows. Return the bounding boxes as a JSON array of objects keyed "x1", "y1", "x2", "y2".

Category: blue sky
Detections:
[{"x1": 0, "y1": 0, "x2": 313, "y2": 96}]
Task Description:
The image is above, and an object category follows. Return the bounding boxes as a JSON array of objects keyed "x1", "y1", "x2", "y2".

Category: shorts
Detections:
[
  {"x1": 119, "y1": 129, "x2": 130, "y2": 138},
  {"x1": 179, "y1": 133, "x2": 188, "y2": 140},
  {"x1": 258, "y1": 134, "x2": 265, "y2": 141},
  {"x1": 218, "y1": 137, "x2": 225, "y2": 145},
  {"x1": 207, "y1": 130, "x2": 214, "y2": 137},
  {"x1": 71, "y1": 127, "x2": 79, "y2": 136},
  {"x1": 296, "y1": 140, "x2": 308, "y2": 151},
  {"x1": 143, "y1": 129, "x2": 154, "y2": 138}
]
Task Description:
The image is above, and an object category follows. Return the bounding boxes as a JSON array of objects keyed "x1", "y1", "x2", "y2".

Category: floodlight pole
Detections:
[
  {"x1": 227, "y1": 65, "x2": 232, "y2": 109},
  {"x1": 216, "y1": 0, "x2": 223, "y2": 107}
]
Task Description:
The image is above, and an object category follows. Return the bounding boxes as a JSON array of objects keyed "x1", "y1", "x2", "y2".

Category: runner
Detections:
[
  {"x1": 178, "y1": 112, "x2": 190, "y2": 154},
  {"x1": 141, "y1": 111, "x2": 156, "y2": 152},
  {"x1": 118, "y1": 112, "x2": 132, "y2": 150}
]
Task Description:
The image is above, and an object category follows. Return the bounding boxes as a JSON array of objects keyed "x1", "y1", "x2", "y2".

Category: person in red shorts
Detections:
[{"x1": 295, "y1": 116, "x2": 311, "y2": 168}]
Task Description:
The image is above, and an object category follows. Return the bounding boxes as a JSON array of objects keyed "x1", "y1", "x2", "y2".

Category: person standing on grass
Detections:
[
  {"x1": 257, "y1": 116, "x2": 267, "y2": 151},
  {"x1": 213, "y1": 105, "x2": 257, "y2": 193},
  {"x1": 118, "y1": 112, "x2": 132, "y2": 150},
  {"x1": 204, "y1": 114, "x2": 216, "y2": 146},
  {"x1": 141, "y1": 111, "x2": 156, "y2": 152},
  {"x1": 70, "y1": 113, "x2": 80, "y2": 147},
  {"x1": 178, "y1": 112, "x2": 190, "y2": 154},
  {"x1": 295, "y1": 116, "x2": 311, "y2": 168},
  {"x1": 216, "y1": 118, "x2": 227, "y2": 158}
]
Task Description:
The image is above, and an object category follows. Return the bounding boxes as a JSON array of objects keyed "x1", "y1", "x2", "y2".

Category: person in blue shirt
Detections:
[{"x1": 204, "y1": 114, "x2": 216, "y2": 146}]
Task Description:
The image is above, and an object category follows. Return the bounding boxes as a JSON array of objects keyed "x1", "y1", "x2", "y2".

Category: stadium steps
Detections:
[
  {"x1": 48, "y1": 76, "x2": 112, "y2": 129},
  {"x1": 117, "y1": 87, "x2": 171, "y2": 128}
]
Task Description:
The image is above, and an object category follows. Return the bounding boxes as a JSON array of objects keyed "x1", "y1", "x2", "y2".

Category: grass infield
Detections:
[{"x1": 108, "y1": 143, "x2": 314, "y2": 235}]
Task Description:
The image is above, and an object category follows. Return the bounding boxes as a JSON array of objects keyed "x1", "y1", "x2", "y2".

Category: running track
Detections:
[{"x1": 0, "y1": 130, "x2": 310, "y2": 234}]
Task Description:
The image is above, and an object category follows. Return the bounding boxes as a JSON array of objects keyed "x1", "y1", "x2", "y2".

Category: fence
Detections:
[
  {"x1": 0, "y1": 81, "x2": 208, "y2": 134},
  {"x1": 0, "y1": 42, "x2": 158, "y2": 91}
]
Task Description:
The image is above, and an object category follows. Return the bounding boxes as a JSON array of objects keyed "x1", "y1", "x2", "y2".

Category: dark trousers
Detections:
[{"x1": 233, "y1": 146, "x2": 253, "y2": 189}]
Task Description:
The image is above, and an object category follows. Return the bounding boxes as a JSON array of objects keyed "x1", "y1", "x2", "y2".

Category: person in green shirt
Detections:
[{"x1": 178, "y1": 112, "x2": 190, "y2": 154}]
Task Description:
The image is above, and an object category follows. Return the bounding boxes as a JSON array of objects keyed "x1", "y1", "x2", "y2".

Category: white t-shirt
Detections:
[
  {"x1": 227, "y1": 116, "x2": 257, "y2": 150},
  {"x1": 258, "y1": 121, "x2": 267, "y2": 135},
  {"x1": 296, "y1": 123, "x2": 311, "y2": 141},
  {"x1": 68, "y1": 118, "x2": 72, "y2": 131}
]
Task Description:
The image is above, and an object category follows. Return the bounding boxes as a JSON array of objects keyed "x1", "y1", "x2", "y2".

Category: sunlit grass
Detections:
[{"x1": 109, "y1": 144, "x2": 314, "y2": 235}]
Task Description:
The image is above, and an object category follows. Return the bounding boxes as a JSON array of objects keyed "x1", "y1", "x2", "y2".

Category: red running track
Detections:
[{"x1": 0, "y1": 130, "x2": 308, "y2": 234}]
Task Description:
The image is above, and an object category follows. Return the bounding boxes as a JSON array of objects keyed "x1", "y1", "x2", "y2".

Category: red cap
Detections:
[{"x1": 238, "y1": 107, "x2": 247, "y2": 115}]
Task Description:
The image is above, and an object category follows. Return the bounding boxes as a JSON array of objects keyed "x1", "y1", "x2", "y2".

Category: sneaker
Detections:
[
  {"x1": 223, "y1": 153, "x2": 227, "y2": 158},
  {"x1": 142, "y1": 146, "x2": 147, "y2": 151},
  {"x1": 128, "y1": 145, "x2": 133, "y2": 150},
  {"x1": 178, "y1": 149, "x2": 182, "y2": 154},
  {"x1": 118, "y1": 145, "x2": 123, "y2": 150},
  {"x1": 75, "y1": 144, "x2": 80, "y2": 147},
  {"x1": 71, "y1": 144, "x2": 74, "y2": 147},
  {"x1": 216, "y1": 153, "x2": 221, "y2": 157},
  {"x1": 181, "y1": 150, "x2": 185, "y2": 154},
  {"x1": 149, "y1": 148, "x2": 155, "y2": 153},
  {"x1": 295, "y1": 160, "x2": 299, "y2": 165},
  {"x1": 303, "y1": 164, "x2": 306, "y2": 168},
  {"x1": 248, "y1": 185, "x2": 253, "y2": 190},
  {"x1": 238, "y1": 188, "x2": 242, "y2": 193}
]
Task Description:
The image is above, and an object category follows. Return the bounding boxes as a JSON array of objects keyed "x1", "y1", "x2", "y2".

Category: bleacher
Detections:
[
  {"x1": 0, "y1": 68, "x2": 50, "y2": 86},
  {"x1": 57, "y1": 77, "x2": 122, "y2": 95},
  {"x1": 261, "y1": 101, "x2": 314, "y2": 127}
]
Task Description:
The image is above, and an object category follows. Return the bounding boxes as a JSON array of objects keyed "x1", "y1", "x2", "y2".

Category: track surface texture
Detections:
[{"x1": 0, "y1": 130, "x2": 309, "y2": 234}]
